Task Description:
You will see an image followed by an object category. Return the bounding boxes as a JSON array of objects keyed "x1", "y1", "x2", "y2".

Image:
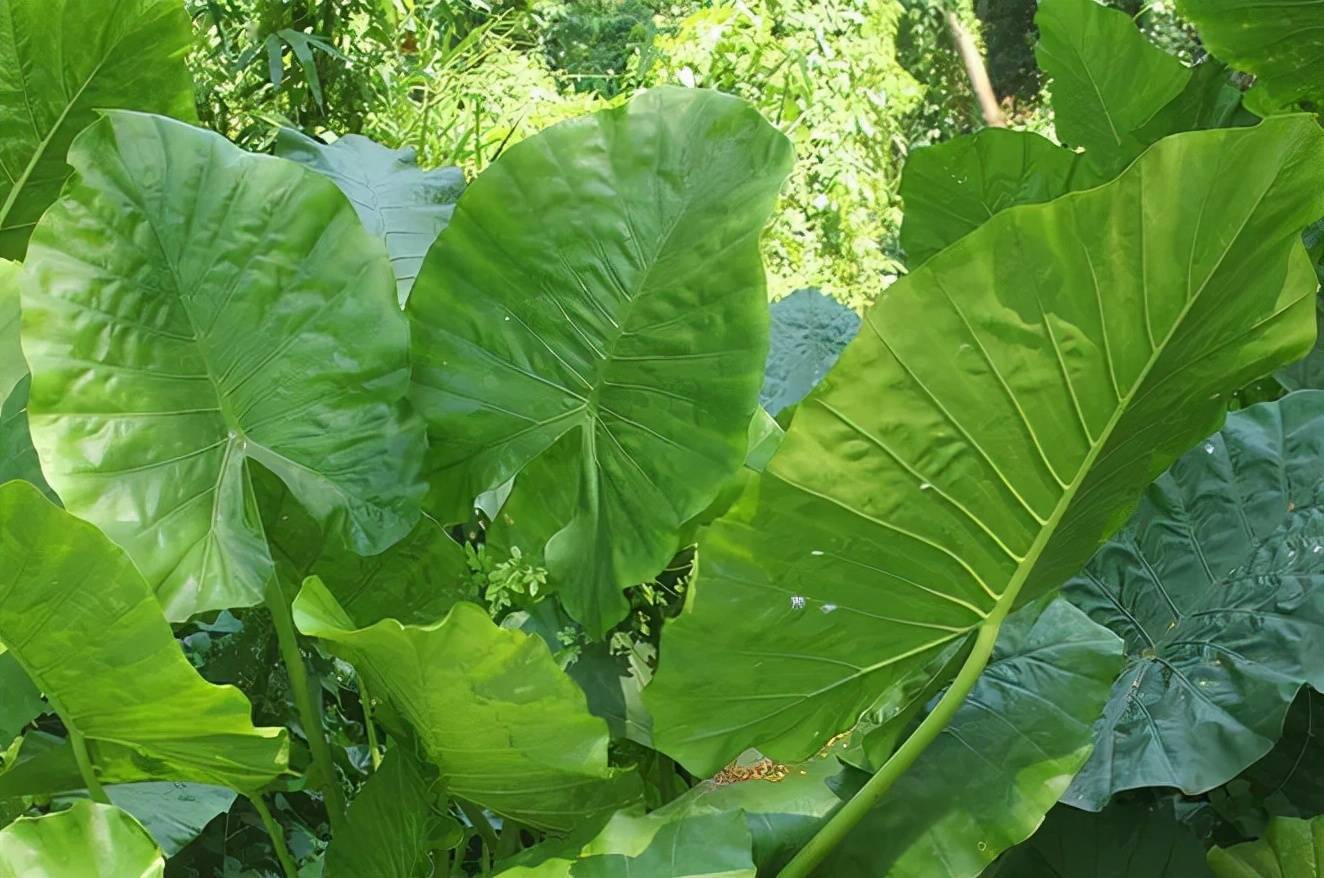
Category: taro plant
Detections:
[{"x1": 1, "y1": 0, "x2": 1324, "y2": 875}]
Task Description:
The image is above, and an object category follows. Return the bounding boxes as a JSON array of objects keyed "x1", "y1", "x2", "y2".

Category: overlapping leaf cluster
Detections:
[{"x1": 0, "y1": 0, "x2": 1323, "y2": 874}]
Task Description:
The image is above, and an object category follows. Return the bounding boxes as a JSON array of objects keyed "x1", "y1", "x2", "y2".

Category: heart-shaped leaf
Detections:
[
  {"x1": 20, "y1": 111, "x2": 426, "y2": 620},
  {"x1": 0, "y1": 800, "x2": 164, "y2": 878},
  {"x1": 1208, "y1": 815, "x2": 1324, "y2": 878},
  {"x1": 408, "y1": 86, "x2": 793, "y2": 635},
  {"x1": 1064, "y1": 391, "x2": 1324, "y2": 809}
]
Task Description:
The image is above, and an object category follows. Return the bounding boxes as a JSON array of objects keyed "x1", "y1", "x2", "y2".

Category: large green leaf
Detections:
[
  {"x1": 0, "y1": 378, "x2": 51, "y2": 500},
  {"x1": 1178, "y1": 0, "x2": 1324, "y2": 112},
  {"x1": 1279, "y1": 295, "x2": 1324, "y2": 391},
  {"x1": 1209, "y1": 815, "x2": 1324, "y2": 878},
  {"x1": 0, "y1": 480, "x2": 288, "y2": 794},
  {"x1": 760, "y1": 289, "x2": 860, "y2": 417},
  {"x1": 495, "y1": 810, "x2": 756, "y2": 878},
  {"x1": 0, "y1": 651, "x2": 42, "y2": 746},
  {"x1": 293, "y1": 576, "x2": 642, "y2": 831},
  {"x1": 275, "y1": 129, "x2": 465, "y2": 306},
  {"x1": 325, "y1": 745, "x2": 458, "y2": 878},
  {"x1": 0, "y1": 800, "x2": 164, "y2": 877},
  {"x1": 1034, "y1": 0, "x2": 1190, "y2": 169},
  {"x1": 988, "y1": 800, "x2": 1213, "y2": 877},
  {"x1": 899, "y1": 129, "x2": 1094, "y2": 267},
  {"x1": 0, "y1": 0, "x2": 195, "y2": 260},
  {"x1": 20, "y1": 111, "x2": 426, "y2": 621},
  {"x1": 407, "y1": 86, "x2": 793, "y2": 635},
  {"x1": 820, "y1": 598, "x2": 1123, "y2": 877},
  {"x1": 1064, "y1": 391, "x2": 1324, "y2": 809},
  {"x1": 645, "y1": 116, "x2": 1324, "y2": 776},
  {"x1": 54, "y1": 783, "x2": 236, "y2": 857}
]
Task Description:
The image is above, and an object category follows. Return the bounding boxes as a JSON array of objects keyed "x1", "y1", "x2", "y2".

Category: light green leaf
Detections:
[
  {"x1": 293, "y1": 576, "x2": 642, "y2": 831},
  {"x1": 325, "y1": 745, "x2": 458, "y2": 878},
  {"x1": 1035, "y1": 0, "x2": 1190, "y2": 170},
  {"x1": 989, "y1": 800, "x2": 1213, "y2": 877},
  {"x1": 820, "y1": 598, "x2": 1123, "y2": 877},
  {"x1": 1178, "y1": 0, "x2": 1324, "y2": 112},
  {"x1": 0, "y1": 259, "x2": 21, "y2": 401},
  {"x1": 1209, "y1": 815, "x2": 1324, "y2": 878},
  {"x1": 0, "y1": 481, "x2": 288, "y2": 794},
  {"x1": 1064, "y1": 391, "x2": 1324, "y2": 809},
  {"x1": 760, "y1": 289, "x2": 860, "y2": 417},
  {"x1": 899, "y1": 129, "x2": 1095, "y2": 266},
  {"x1": 408, "y1": 86, "x2": 793, "y2": 635},
  {"x1": 495, "y1": 810, "x2": 756, "y2": 878},
  {"x1": 0, "y1": 800, "x2": 164, "y2": 877},
  {"x1": 646, "y1": 117, "x2": 1324, "y2": 776},
  {"x1": 275, "y1": 129, "x2": 465, "y2": 306},
  {"x1": 20, "y1": 111, "x2": 426, "y2": 621},
  {"x1": 0, "y1": 0, "x2": 195, "y2": 260}
]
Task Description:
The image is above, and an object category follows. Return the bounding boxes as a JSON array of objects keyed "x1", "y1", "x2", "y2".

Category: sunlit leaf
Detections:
[{"x1": 0, "y1": 800, "x2": 164, "y2": 878}]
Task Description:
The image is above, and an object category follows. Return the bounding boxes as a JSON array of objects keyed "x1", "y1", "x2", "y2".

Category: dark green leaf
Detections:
[
  {"x1": 760, "y1": 289, "x2": 861, "y2": 416},
  {"x1": 408, "y1": 86, "x2": 793, "y2": 635},
  {"x1": 0, "y1": 378, "x2": 52, "y2": 500},
  {"x1": 1064, "y1": 391, "x2": 1324, "y2": 809},
  {"x1": 822, "y1": 598, "x2": 1123, "y2": 877}
]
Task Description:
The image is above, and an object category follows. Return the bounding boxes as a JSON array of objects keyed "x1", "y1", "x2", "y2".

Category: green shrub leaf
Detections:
[
  {"x1": 1064, "y1": 391, "x2": 1324, "y2": 809},
  {"x1": 20, "y1": 111, "x2": 426, "y2": 621},
  {"x1": 761, "y1": 289, "x2": 860, "y2": 417},
  {"x1": 276, "y1": 129, "x2": 466, "y2": 306},
  {"x1": 408, "y1": 86, "x2": 793, "y2": 635},
  {"x1": 0, "y1": 0, "x2": 195, "y2": 259},
  {"x1": 293, "y1": 576, "x2": 643, "y2": 831},
  {"x1": 0, "y1": 481, "x2": 289, "y2": 795},
  {"x1": 647, "y1": 117, "x2": 1324, "y2": 776}
]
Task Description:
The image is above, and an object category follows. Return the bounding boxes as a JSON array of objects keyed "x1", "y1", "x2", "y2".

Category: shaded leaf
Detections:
[
  {"x1": 0, "y1": 481, "x2": 288, "y2": 795},
  {"x1": 293, "y1": 577, "x2": 642, "y2": 831},
  {"x1": 1178, "y1": 0, "x2": 1324, "y2": 112},
  {"x1": 58, "y1": 783, "x2": 236, "y2": 857},
  {"x1": 1064, "y1": 392, "x2": 1324, "y2": 809},
  {"x1": 325, "y1": 745, "x2": 458, "y2": 878},
  {"x1": 646, "y1": 118, "x2": 1324, "y2": 776},
  {"x1": 0, "y1": 0, "x2": 196, "y2": 259},
  {"x1": 0, "y1": 651, "x2": 41, "y2": 746},
  {"x1": 0, "y1": 378, "x2": 51, "y2": 500},
  {"x1": 20, "y1": 111, "x2": 425, "y2": 620},
  {"x1": 408, "y1": 86, "x2": 793, "y2": 635},
  {"x1": 0, "y1": 260, "x2": 21, "y2": 401},
  {"x1": 275, "y1": 129, "x2": 465, "y2": 306},
  {"x1": 760, "y1": 289, "x2": 861, "y2": 416},
  {"x1": 1278, "y1": 295, "x2": 1324, "y2": 391},
  {"x1": 0, "y1": 800, "x2": 164, "y2": 877},
  {"x1": 822, "y1": 598, "x2": 1123, "y2": 877},
  {"x1": 989, "y1": 799, "x2": 1213, "y2": 877}
]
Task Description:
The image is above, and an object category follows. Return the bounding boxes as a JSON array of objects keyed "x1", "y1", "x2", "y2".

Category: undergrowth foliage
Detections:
[{"x1": 0, "y1": 0, "x2": 1323, "y2": 876}]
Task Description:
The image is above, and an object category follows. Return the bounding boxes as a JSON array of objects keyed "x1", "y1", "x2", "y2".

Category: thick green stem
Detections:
[
  {"x1": 68, "y1": 728, "x2": 108, "y2": 804},
  {"x1": 458, "y1": 798, "x2": 499, "y2": 858},
  {"x1": 776, "y1": 617, "x2": 1005, "y2": 878},
  {"x1": 251, "y1": 794, "x2": 299, "y2": 878},
  {"x1": 265, "y1": 580, "x2": 348, "y2": 832},
  {"x1": 358, "y1": 672, "x2": 382, "y2": 771}
]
